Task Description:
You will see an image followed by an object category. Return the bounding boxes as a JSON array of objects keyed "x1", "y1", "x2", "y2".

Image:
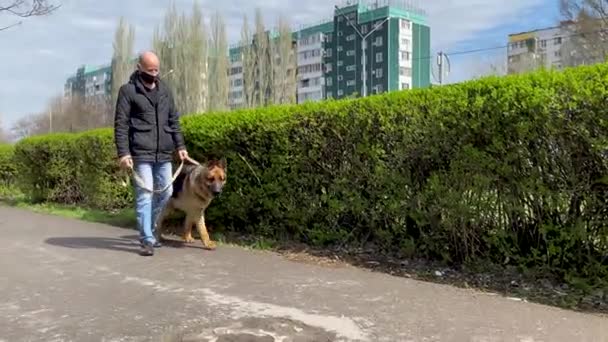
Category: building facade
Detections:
[
  {"x1": 507, "y1": 25, "x2": 567, "y2": 74},
  {"x1": 323, "y1": 0, "x2": 430, "y2": 100},
  {"x1": 64, "y1": 64, "x2": 112, "y2": 100},
  {"x1": 228, "y1": 0, "x2": 431, "y2": 108}
]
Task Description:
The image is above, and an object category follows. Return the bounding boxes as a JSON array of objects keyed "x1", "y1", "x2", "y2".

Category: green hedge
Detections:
[
  {"x1": 0, "y1": 144, "x2": 16, "y2": 187},
  {"x1": 13, "y1": 129, "x2": 132, "y2": 208},
  {"x1": 9, "y1": 63, "x2": 608, "y2": 287}
]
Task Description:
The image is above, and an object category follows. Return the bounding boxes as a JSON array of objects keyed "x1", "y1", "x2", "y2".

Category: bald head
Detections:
[
  {"x1": 139, "y1": 51, "x2": 159, "y2": 67},
  {"x1": 137, "y1": 51, "x2": 160, "y2": 85}
]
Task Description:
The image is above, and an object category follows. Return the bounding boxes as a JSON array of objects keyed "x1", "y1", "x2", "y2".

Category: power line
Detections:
[{"x1": 412, "y1": 26, "x2": 608, "y2": 62}]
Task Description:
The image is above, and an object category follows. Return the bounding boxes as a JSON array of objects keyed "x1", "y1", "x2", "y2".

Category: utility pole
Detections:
[
  {"x1": 335, "y1": 5, "x2": 390, "y2": 98},
  {"x1": 49, "y1": 109, "x2": 53, "y2": 133},
  {"x1": 436, "y1": 51, "x2": 450, "y2": 86}
]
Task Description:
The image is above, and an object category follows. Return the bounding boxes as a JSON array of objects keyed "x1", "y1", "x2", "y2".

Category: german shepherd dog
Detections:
[{"x1": 155, "y1": 158, "x2": 227, "y2": 250}]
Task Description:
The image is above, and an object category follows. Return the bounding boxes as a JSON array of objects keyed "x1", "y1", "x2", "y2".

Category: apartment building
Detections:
[
  {"x1": 323, "y1": 0, "x2": 430, "y2": 99},
  {"x1": 64, "y1": 63, "x2": 112, "y2": 100},
  {"x1": 507, "y1": 24, "x2": 569, "y2": 74},
  {"x1": 228, "y1": 0, "x2": 431, "y2": 108}
]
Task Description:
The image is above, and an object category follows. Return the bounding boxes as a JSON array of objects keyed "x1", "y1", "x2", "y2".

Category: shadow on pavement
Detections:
[
  {"x1": 45, "y1": 235, "x2": 143, "y2": 255},
  {"x1": 44, "y1": 234, "x2": 203, "y2": 254}
]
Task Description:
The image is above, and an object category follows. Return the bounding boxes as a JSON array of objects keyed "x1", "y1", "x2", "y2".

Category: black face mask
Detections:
[{"x1": 139, "y1": 71, "x2": 157, "y2": 84}]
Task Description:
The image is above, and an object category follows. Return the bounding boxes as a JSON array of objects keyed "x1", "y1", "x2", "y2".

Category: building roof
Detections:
[
  {"x1": 65, "y1": 63, "x2": 112, "y2": 82},
  {"x1": 508, "y1": 20, "x2": 575, "y2": 37}
]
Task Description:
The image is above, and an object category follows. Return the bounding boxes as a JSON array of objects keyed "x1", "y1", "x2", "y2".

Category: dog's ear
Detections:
[
  {"x1": 218, "y1": 157, "x2": 227, "y2": 170},
  {"x1": 206, "y1": 158, "x2": 227, "y2": 170}
]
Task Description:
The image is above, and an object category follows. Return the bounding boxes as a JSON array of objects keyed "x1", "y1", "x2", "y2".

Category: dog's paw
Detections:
[
  {"x1": 202, "y1": 240, "x2": 217, "y2": 250},
  {"x1": 182, "y1": 235, "x2": 195, "y2": 244}
]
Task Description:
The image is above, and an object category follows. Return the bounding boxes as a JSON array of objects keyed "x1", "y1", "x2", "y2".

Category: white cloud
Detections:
[{"x1": 0, "y1": 0, "x2": 551, "y2": 127}]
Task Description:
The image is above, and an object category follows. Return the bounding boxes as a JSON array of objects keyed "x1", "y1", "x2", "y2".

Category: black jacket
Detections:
[{"x1": 114, "y1": 71, "x2": 186, "y2": 163}]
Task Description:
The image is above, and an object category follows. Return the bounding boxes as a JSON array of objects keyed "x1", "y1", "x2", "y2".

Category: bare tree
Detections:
[
  {"x1": 153, "y1": 1, "x2": 208, "y2": 116},
  {"x1": 272, "y1": 15, "x2": 296, "y2": 104},
  {"x1": 468, "y1": 54, "x2": 507, "y2": 79},
  {"x1": 240, "y1": 14, "x2": 256, "y2": 108},
  {"x1": 208, "y1": 11, "x2": 229, "y2": 112},
  {"x1": 0, "y1": 0, "x2": 61, "y2": 31},
  {"x1": 154, "y1": 3, "x2": 181, "y2": 108},
  {"x1": 11, "y1": 115, "x2": 41, "y2": 140},
  {"x1": 0, "y1": 117, "x2": 10, "y2": 143},
  {"x1": 559, "y1": 0, "x2": 608, "y2": 66},
  {"x1": 111, "y1": 17, "x2": 135, "y2": 113},
  {"x1": 507, "y1": 50, "x2": 544, "y2": 74},
  {"x1": 254, "y1": 8, "x2": 270, "y2": 106},
  {"x1": 11, "y1": 94, "x2": 110, "y2": 139}
]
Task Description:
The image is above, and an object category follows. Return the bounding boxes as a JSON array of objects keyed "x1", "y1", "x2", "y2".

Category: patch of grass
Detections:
[
  {"x1": 1, "y1": 194, "x2": 135, "y2": 230},
  {"x1": 22, "y1": 202, "x2": 136, "y2": 228}
]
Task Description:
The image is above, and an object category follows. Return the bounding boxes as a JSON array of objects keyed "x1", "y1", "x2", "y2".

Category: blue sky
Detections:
[{"x1": 0, "y1": 0, "x2": 561, "y2": 129}]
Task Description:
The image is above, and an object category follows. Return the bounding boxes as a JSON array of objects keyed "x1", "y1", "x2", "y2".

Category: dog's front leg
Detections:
[
  {"x1": 195, "y1": 213, "x2": 216, "y2": 250},
  {"x1": 182, "y1": 215, "x2": 196, "y2": 244}
]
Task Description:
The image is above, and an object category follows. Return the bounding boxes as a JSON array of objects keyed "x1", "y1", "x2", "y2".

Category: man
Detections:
[{"x1": 114, "y1": 51, "x2": 188, "y2": 256}]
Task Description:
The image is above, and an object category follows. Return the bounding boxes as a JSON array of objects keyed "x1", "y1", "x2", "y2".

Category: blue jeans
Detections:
[{"x1": 133, "y1": 161, "x2": 173, "y2": 245}]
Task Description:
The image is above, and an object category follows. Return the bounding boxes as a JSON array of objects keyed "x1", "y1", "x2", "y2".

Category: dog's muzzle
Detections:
[{"x1": 210, "y1": 184, "x2": 223, "y2": 196}]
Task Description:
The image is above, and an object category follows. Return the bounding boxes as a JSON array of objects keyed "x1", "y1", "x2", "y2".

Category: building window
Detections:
[
  {"x1": 346, "y1": 65, "x2": 356, "y2": 71},
  {"x1": 376, "y1": 52, "x2": 383, "y2": 63},
  {"x1": 347, "y1": 80, "x2": 356, "y2": 86},
  {"x1": 401, "y1": 82, "x2": 410, "y2": 90},
  {"x1": 375, "y1": 36, "x2": 383, "y2": 46},
  {"x1": 555, "y1": 50, "x2": 562, "y2": 57},
  {"x1": 230, "y1": 67, "x2": 243, "y2": 75},
  {"x1": 540, "y1": 40, "x2": 547, "y2": 48},
  {"x1": 554, "y1": 37, "x2": 562, "y2": 45},
  {"x1": 326, "y1": 77, "x2": 333, "y2": 86},
  {"x1": 337, "y1": 89, "x2": 344, "y2": 96},
  {"x1": 361, "y1": 25, "x2": 368, "y2": 34},
  {"x1": 376, "y1": 68, "x2": 383, "y2": 78},
  {"x1": 338, "y1": 30, "x2": 343, "y2": 36},
  {"x1": 375, "y1": 84, "x2": 383, "y2": 93},
  {"x1": 346, "y1": 50, "x2": 355, "y2": 56},
  {"x1": 346, "y1": 34, "x2": 356, "y2": 41},
  {"x1": 401, "y1": 19, "x2": 411, "y2": 30},
  {"x1": 337, "y1": 46, "x2": 343, "y2": 52},
  {"x1": 338, "y1": 75, "x2": 343, "y2": 81},
  {"x1": 401, "y1": 38, "x2": 410, "y2": 49},
  {"x1": 400, "y1": 51, "x2": 410, "y2": 61},
  {"x1": 338, "y1": 60, "x2": 344, "y2": 66},
  {"x1": 400, "y1": 67, "x2": 412, "y2": 76},
  {"x1": 325, "y1": 63, "x2": 333, "y2": 72},
  {"x1": 326, "y1": 49, "x2": 332, "y2": 57}
]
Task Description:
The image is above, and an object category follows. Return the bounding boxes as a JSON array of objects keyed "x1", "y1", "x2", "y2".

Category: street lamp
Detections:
[{"x1": 334, "y1": 5, "x2": 390, "y2": 97}]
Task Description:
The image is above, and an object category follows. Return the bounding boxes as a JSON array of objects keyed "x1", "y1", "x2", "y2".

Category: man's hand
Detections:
[
  {"x1": 177, "y1": 149, "x2": 189, "y2": 161},
  {"x1": 119, "y1": 155, "x2": 133, "y2": 170}
]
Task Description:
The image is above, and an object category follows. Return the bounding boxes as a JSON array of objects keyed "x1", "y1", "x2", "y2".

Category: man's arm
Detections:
[
  {"x1": 168, "y1": 92, "x2": 186, "y2": 151},
  {"x1": 114, "y1": 86, "x2": 131, "y2": 159}
]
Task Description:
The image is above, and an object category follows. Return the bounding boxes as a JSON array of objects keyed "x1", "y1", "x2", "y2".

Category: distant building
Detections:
[
  {"x1": 67, "y1": 0, "x2": 432, "y2": 110},
  {"x1": 64, "y1": 64, "x2": 112, "y2": 100},
  {"x1": 228, "y1": 47, "x2": 245, "y2": 109},
  {"x1": 505, "y1": 20, "x2": 602, "y2": 74},
  {"x1": 228, "y1": 0, "x2": 431, "y2": 108}
]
